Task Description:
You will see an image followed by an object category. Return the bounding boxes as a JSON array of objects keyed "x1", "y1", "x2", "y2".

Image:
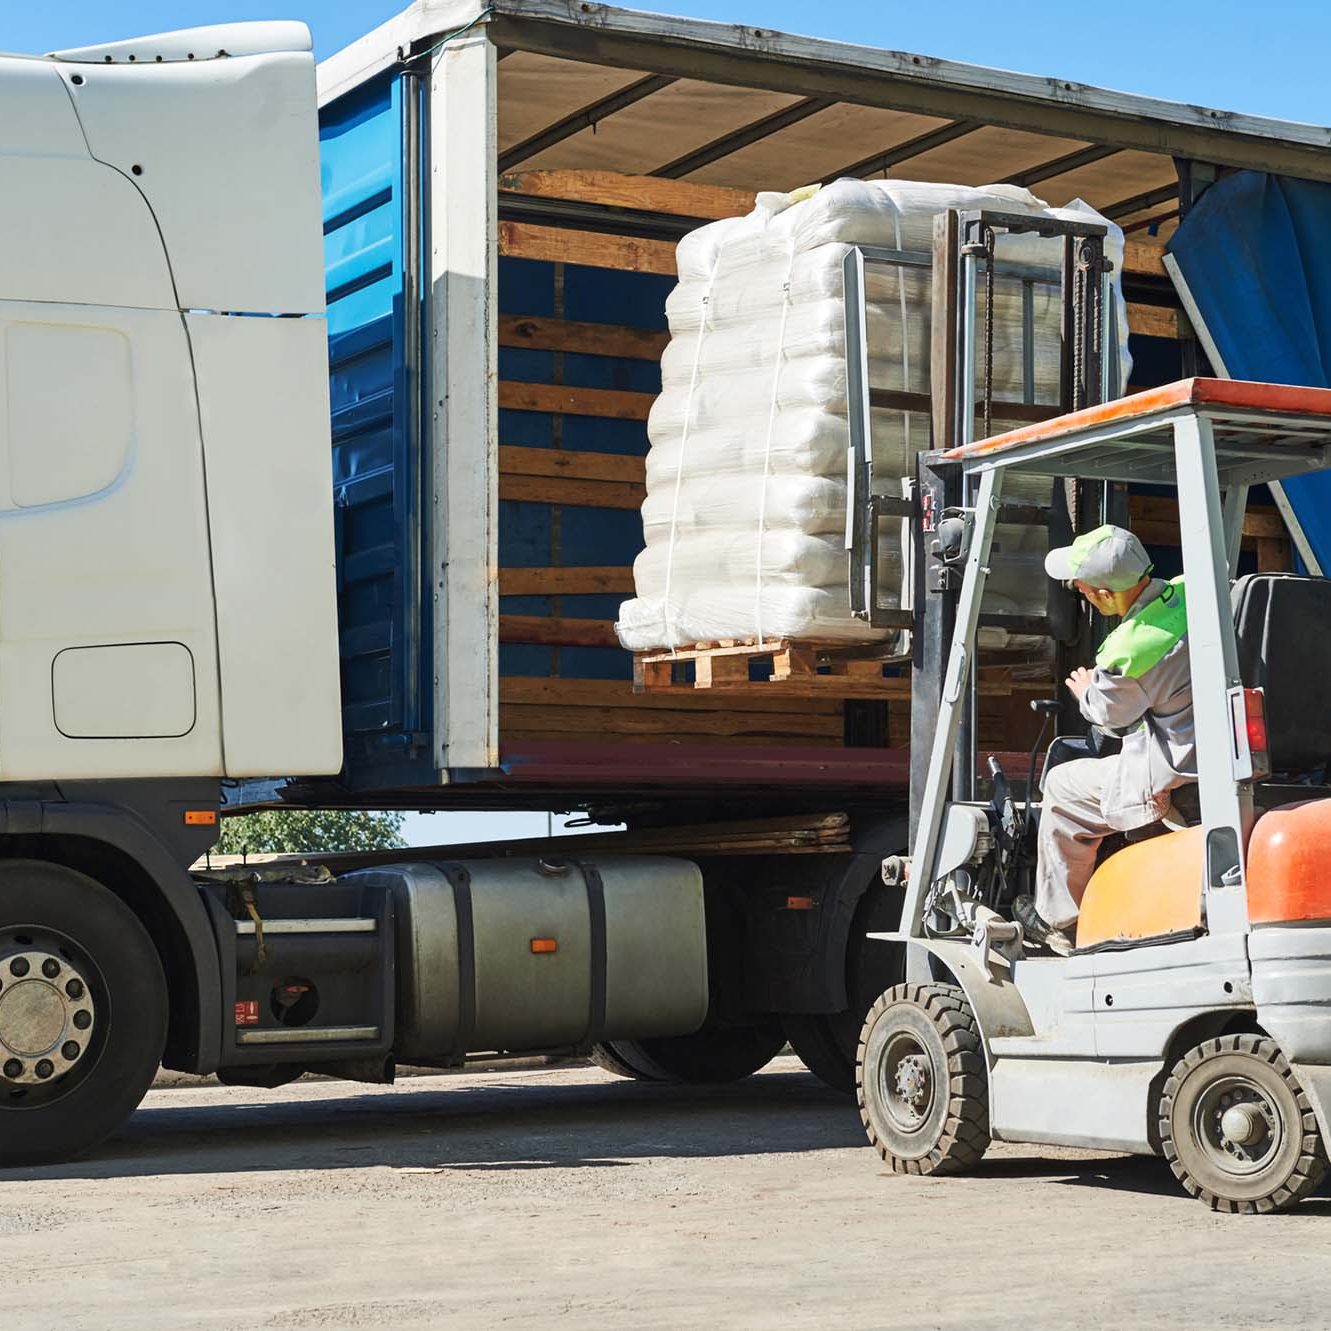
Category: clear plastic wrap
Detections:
[{"x1": 616, "y1": 178, "x2": 1132, "y2": 652}]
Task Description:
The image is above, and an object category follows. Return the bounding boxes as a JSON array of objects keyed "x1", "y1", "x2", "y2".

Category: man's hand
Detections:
[{"x1": 1065, "y1": 666, "x2": 1094, "y2": 703}]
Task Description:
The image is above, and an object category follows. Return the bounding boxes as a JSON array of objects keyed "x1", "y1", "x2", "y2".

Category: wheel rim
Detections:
[
  {"x1": 1191, "y1": 1073, "x2": 1283, "y2": 1179},
  {"x1": 878, "y1": 1030, "x2": 936, "y2": 1136},
  {"x1": 0, "y1": 926, "x2": 103, "y2": 1110}
]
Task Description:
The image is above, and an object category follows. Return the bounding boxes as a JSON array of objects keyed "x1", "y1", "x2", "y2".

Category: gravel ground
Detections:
[{"x1": 4, "y1": 1056, "x2": 1329, "y2": 1331}]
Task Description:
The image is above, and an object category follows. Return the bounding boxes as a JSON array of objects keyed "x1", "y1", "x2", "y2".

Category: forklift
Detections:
[{"x1": 849, "y1": 212, "x2": 1331, "y2": 1213}]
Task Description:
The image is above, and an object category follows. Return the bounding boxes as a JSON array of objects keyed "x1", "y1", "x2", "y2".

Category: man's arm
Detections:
[{"x1": 1066, "y1": 665, "x2": 1151, "y2": 731}]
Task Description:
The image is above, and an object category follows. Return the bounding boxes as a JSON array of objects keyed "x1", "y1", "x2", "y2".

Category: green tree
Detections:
[{"x1": 216, "y1": 809, "x2": 407, "y2": 857}]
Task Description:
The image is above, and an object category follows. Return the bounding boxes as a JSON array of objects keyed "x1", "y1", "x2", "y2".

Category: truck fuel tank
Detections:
[{"x1": 345, "y1": 855, "x2": 708, "y2": 1062}]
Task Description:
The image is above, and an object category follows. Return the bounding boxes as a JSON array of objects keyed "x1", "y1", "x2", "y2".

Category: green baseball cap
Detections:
[{"x1": 1044, "y1": 524, "x2": 1152, "y2": 591}]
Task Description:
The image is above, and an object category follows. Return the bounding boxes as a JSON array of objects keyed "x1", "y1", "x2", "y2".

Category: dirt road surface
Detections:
[{"x1": 4, "y1": 1056, "x2": 1327, "y2": 1331}]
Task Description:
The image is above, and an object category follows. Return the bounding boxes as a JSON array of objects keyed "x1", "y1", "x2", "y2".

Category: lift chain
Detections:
[{"x1": 1071, "y1": 238, "x2": 1086, "y2": 412}]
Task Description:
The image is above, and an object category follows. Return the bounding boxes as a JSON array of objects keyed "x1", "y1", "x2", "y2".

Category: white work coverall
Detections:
[{"x1": 1035, "y1": 578, "x2": 1198, "y2": 930}]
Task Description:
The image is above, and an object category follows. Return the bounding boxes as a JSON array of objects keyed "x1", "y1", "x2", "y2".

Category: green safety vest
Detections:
[{"x1": 1095, "y1": 576, "x2": 1188, "y2": 679}]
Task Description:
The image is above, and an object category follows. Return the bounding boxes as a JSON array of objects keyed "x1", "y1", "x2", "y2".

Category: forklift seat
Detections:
[
  {"x1": 1232, "y1": 573, "x2": 1331, "y2": 777},
  {"x1": 1143, "y1": 574, "x2": 1331, "y2": 829}
]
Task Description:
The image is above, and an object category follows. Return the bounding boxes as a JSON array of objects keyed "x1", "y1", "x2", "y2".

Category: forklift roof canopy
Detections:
[{"x1": 941, "y1": 378, "x2": 1331, "y2": 486}]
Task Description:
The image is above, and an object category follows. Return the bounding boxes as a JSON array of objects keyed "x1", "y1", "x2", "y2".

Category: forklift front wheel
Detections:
[
  {"x1": 856, "y1": 983, "x2": 990, "y2": 1175},
  {"x1": 1160, "y1": 1035, "x2": 1329, "y2": 1214}
]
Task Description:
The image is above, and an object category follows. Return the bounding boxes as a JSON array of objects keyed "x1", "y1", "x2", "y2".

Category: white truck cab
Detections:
[{"x1": 0, "y1": 26, "x2": 339, "y2": 781}]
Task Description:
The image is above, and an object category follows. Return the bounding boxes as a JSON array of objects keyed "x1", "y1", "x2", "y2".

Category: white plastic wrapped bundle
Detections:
[{"x1": 616, "y1": 178, "x2": 1132, "y2": 652}]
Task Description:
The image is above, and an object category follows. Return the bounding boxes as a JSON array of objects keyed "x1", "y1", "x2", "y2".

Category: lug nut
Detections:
[
  {"x1": 61, "y1": 1042, "x2": 80, "y2": 1061},
  {"x1": 42, "y1": 959, "x2": 59, "y2": 979},
  {"x1": 72, "y1": 1010, "x2": 91, "y2": 1031},
  {"x1": 65, "y1": 978, "x2": 84, "y2": 1000},
  {"x1": 34, "y1": 1060, "x2": 53, "y2": 1080},
  {"x1": 9, "y1": 957, "x2": 29, "y2": 977},
  {"x1": 3, "y1": 1059, "x2": 22, "y2": 1079}
]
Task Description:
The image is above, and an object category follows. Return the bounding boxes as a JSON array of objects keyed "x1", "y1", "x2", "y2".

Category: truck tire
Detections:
[
  {"x1": 590, "y1": 1041, "x2": 663, "y2": 1082},
  {"x1": 0, "y1": 859, "x2": 168, "y2": 1165},
  {"x1": 609, "y1": 1019, "x2": 786, "y2": 1084},
  {"x1": 782, "y1": 1013, "x2": 857, "y2": 1094},
  {"x1": 1159, "y1": 1034, "x2": 1329, "y2": 1214},
  {"x1": 785, "y1": 883, "x2": 908, "y2": 1096},
  {"x1": 856, "y1": 983, "x2": 990, "y2": 1175}
]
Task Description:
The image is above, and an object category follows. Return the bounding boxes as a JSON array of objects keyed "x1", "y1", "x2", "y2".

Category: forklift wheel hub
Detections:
[
  {"x1": 1195, "y1": 1075, "x2": 1280, "y2": 1175},
  {"x1": 882, "y1": 1034, "x2": 935, "y2": 1129},
  {"x1": 1220, "y1": 1102, "x2": 1267, "y2": 1149}
]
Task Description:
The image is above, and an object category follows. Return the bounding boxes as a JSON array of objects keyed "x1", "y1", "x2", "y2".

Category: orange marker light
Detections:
[
  {"x1": 184, "y1": 810, "x2": 218, "y2": 826},
  {"x1": 530, "y1": 937, "x2": 558, "y2": 954},
  {"x1": 785, "y1": 895, "x2": 817, "y2": 911}
]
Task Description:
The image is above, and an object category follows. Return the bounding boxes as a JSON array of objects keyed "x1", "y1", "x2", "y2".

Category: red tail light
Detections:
[
  {"x1": 1230, "y1": 686, "x2": 1270, "y2": 782},
  {"x1": 1245, "y1": 689, "x2": 1268, "y2": 759}
]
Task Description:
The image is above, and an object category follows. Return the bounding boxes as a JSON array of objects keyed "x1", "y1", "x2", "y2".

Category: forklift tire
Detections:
[
  {"x1": 590, "y1": 1041, "x2": 663, "y2": 1082},
  {"x1": 782, "y1": 1013, "x2": 857, "y2": 1094},
  {"x1": 0, "y1": 860, "x2": 168, "y2": 1166},
  {"x1": 607, "y1": 1020, "x2": 786, "y2": 1085},
  {"x1": 856, "y1": 983, "x2": 990, "y2": 1175},
  {"x1": 1159, "y1": 1035, "x2": 1329, "y2": 1214}
]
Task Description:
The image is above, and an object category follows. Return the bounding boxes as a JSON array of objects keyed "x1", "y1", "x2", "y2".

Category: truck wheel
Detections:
[
  {"x1": 856, "y1": 983, "x2": 990, "y2": 1175},
  {"x1": 782, "y1": 1013, "x2": 857, "y2": 1094},
  {"x1": 1159, "y1": 1035, "x2": 1329, "y2": 1214},
  {"x1": 784, "y1": 884, "x2": 908, "y2": 1096},
  {"x1": 0, "y1": 860, "x2": 167, "y2": 1165},
  {"x1": 590, "y1": 1041, "x2": 663, "y2": 1082},
  {"x1": 609, "y1": 1020, "x2": 786, "y2": 1084}
]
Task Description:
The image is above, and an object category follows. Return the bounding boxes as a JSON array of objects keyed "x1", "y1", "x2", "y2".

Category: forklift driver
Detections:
[{"x1": 1012, "y1": 525, "x2": 1198, "y2": 954}]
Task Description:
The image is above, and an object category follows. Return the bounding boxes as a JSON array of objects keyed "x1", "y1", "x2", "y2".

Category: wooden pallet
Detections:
[
  {"x1": 634, "y1": 639, "x2": 1059, "y2": 722},
  {"x1": 634, "y1": 639, "x2": 905, "y2": 698}
]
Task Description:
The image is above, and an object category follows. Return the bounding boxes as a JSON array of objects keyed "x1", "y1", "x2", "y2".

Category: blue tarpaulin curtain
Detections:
[{"x1": 1167, "y1": 170, "x2": 1331, "y2": 572}]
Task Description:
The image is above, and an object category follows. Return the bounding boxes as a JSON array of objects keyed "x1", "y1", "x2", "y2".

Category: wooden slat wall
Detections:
[
  {"x1": 498, "y1": 182, "x2": 694, "y2": 748},
  {"x1": 1128, "y1": 495, "x2": 1293, "y2": 570}
]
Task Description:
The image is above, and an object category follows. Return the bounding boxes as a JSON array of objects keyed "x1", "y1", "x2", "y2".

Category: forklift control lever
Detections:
[{"x1": 987, "y1": 756, "x2": 1020, "y2": 847}]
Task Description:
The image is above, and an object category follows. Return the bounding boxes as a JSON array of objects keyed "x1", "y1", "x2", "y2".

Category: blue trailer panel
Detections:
[
  {"x1": 320, "y1": 73, "x2": 433, "y2": 790},
  {"x1": 1167, "y1": 171, "x2": 1331, "y2": 574}
]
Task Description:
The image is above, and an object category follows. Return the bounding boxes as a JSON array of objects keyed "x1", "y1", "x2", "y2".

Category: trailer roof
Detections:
[{"x1": 321, "y1": 0, "x2": 1331, "y2": 240}]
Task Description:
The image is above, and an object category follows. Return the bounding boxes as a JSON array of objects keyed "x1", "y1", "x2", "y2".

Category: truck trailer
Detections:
[{"x1": 1, "y1": 4, "x2": 1328, "y2": 1163}]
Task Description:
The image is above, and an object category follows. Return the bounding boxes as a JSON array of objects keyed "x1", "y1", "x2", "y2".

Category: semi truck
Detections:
[{"x1": 2, "y1": 2, "x2": 1327, "y2": 1163}]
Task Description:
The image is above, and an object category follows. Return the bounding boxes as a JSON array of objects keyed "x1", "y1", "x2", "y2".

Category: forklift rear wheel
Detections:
[
  {"x1": 0, "y1": 860, "x2": 167, "y2": 1166},
  {"x1": 856, "y1": 983, "x2": 990, "y2": 1175},
  {"x1": 604, "y1": 1020, "x2": 786, "y2": 1084},
  {"x1": 1160, "y1": 1035, "x2": 1329, "y2": 1214}
]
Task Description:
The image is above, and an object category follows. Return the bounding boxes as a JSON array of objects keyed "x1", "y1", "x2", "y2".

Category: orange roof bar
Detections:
[{"x1": 941, "y1": 377, "x2": 1331, "y2": 464}]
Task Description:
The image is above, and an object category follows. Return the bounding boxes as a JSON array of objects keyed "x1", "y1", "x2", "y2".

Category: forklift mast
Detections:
[{"x1": 845, "y1": 207, "x2": 1122, "y2": 836}]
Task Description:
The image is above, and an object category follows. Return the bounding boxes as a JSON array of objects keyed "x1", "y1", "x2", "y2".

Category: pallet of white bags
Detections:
[{"x1": 633, "y1": 639, "x2": 908, "y2": 699}]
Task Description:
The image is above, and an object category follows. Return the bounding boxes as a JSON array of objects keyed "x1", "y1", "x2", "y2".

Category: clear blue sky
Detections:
[{"x1": 8, "y1": 0, "x2": 1331, "y2": 126}]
